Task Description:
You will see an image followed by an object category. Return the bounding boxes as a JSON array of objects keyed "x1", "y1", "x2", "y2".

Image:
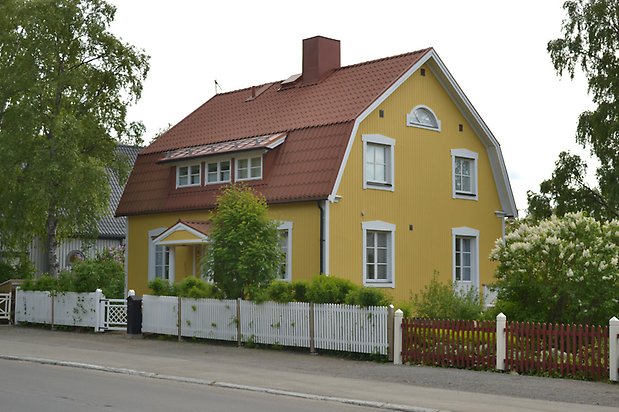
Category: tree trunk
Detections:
[{"x1": 45, "y1": 213, "x2": 59, "y2": 277}]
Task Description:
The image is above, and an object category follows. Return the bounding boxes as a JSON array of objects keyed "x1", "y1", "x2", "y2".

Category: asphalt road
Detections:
[{"x1": 0, "y1": 359, "x2": 381, "y2": 412}]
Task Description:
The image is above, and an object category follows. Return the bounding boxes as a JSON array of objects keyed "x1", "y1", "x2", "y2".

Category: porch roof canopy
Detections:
[{"x1": 153, "y1": 220, "x2": 211, "y2": 246}]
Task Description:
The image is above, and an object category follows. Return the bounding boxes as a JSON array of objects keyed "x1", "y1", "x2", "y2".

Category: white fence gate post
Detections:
[
  {"x1": 610, "y1": 316, "x2": 619, "y2": 382},
  {"x1": 393, "y1": 309, "x2": 403, "y2": 365},
  {"x1": 496, "y1": 312, "x2": 506, "y2": 371},
  {"x1": 94, "y1": 289, "x2": 103, "y2": 332}
]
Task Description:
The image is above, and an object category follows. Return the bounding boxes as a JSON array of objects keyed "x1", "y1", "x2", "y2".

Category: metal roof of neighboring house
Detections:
[
  {"x1": 117, "y1": 48, "x2": 431, "y2": 216},
  {"x1": 98, "y1": 145, "x2": 141, "y2": 237}
]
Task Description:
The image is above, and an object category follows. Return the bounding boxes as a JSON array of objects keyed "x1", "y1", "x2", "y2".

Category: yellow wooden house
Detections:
[{"x1": 116, "y1": 36, "x2": 517, "y2": 301}]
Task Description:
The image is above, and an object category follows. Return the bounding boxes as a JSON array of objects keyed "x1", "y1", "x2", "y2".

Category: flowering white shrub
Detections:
[{"x1": 490, "y1": 212, "x2": 619, "y2": 325}]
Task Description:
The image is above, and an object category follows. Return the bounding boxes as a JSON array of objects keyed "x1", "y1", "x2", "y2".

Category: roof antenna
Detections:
[{"x1": 214, "y1": 79, "x2": 223, "y2": 94}]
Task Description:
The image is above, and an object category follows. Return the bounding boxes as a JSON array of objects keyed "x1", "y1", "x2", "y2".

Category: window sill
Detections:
[
  {"x1": 364, "y1": 183, "x2": 394, "y2": 192},
  {"x1": 453, "y1": 192, "x2": 478, "y2": 201},
  {"x1": 205, "y1": 180, "x2": 231, "y2": 186},
  {"x1": 406, "y1": 122, "x2": 441, "y2": 132},
  {"x1": 176, "y1": 183, "x2": 201, "y2": 189},
  {"x1": 363, "y1": 281, "x2": 395, "y2": 288},
  {"x1": 236, "y1": 176, "x2": 262, "y2": 182}
]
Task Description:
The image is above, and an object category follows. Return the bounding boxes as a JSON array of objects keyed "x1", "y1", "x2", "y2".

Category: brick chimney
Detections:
[{"x1": 302, "y1": 36, "x2": 340, "y2": 85}]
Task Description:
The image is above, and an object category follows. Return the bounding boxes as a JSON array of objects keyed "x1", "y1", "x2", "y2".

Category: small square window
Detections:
[
  {"x1": 206, "y1": 160, "x2": 231, "y2": 184},
  {"x1": 177, "y1": 164, "x2": 201, "y2": 187},
  {"x1": 236, "y1": 156, "x2": 262, "y2": 181}
]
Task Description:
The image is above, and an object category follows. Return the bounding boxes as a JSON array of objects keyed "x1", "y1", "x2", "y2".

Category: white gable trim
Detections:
[
  {"x1": 328, "y1": 50, "x2": 517, "y2": 217},
  {"x1": 153, "y1": 222, "x2": 209, "y2": 246}
]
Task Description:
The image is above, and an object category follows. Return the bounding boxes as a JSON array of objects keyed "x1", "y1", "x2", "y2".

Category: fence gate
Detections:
[
  {"x1": 99, "y1": 298, "x2": 127, "y2": 331},
  {"x1": 0, "y1": 293, "x2": 10, "y2": 321}
]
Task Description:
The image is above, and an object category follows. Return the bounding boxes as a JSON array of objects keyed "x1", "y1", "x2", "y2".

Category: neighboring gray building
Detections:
[{"x1": 28, "y1": 145, "x2": 141, "y2": 273}]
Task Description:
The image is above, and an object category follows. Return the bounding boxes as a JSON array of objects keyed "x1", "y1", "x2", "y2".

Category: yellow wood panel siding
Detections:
[
  {"x1": 330, "y1": 66, "x2": 503, "y2": 302},
  {"x1": 162, "y1": 230, "x2": 201, "y2": 242},
  {"x1": 127, "y1": 202, "x2": 319, "y2": 295},
  {"x1": 266, "y1": 203, "x2": 321, "y2": 282}
]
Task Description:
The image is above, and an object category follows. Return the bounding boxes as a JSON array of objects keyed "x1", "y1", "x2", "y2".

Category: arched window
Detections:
[
  {"x1": 407, "y1": 105, "x2": 441, "y2": 131},
  {"x1": 66, "y1": 250, "x2": 85, "y2": 267}
]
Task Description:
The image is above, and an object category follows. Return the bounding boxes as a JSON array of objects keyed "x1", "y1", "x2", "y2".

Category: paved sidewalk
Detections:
[{"x1": 0, "y1": 325, "x2": 617, "y2": 412}]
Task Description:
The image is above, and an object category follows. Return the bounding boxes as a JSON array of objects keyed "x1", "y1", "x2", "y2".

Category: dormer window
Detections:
[
  {"x1": 206, "y1": 160, "x2": 231, "y2": 184},
  {"x1": 407, "y1": 105, "x2": 441, "y2": 131},
  {"x1": 236, "y1": 155, "x2": 262, "y2": 181},
  {"x1": 177, "y1": 164, "x2": 201, "y2": 187}
]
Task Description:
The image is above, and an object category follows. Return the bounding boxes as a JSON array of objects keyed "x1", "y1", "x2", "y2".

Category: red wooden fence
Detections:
[
  {"x1": 401, "y1": 318, "x2": 496, "y2": 370},
  {"x1": 505, "y1": 321, "x2": 609, "y2": 381}
]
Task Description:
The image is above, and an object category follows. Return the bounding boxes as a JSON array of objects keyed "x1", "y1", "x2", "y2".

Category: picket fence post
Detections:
[
  {"x1": 393, "y1": 309, "x2": 403, "y2": 365},
  {"x1": 610, "y1": 316, "x2": 619, "y2": 382},
  {"x1": 496, "y1": 312, "x2": 506, "y2": 371},
  {"x1": 94, "y1": 289, "x2": 103, "y2": 332},
  {"x1": 236, "y1": 298, "x2": 242, "y2": 347},
  {"x1": 387, "y1": 305, "x2": 394, "y2": 362},
  {"x1": 309, "y1": 302, "x2": 316, "y2": 354},
  {"x1": 177, "y1": 296, "x2": 182, "y2": 342}
]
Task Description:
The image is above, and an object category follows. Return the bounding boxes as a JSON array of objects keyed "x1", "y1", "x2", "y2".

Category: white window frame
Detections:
[
  {"x1": 205, "y1": 158, "x2": 231, "y2": 185},
  {"x1": 176, "y1": 163, "x2": 201, "y2": 188},
  {"x1": 362, "y1": 134, "x2": 395, "y2": 192},
  {"x1": 451, "y1": 227, "x2": 479, "y2": 292},
  {"x1": 235, "y1": 154, "x2": 263, "y2": 181},
  {"x1": 277, "y1": 221, "x2": 293, "y2": 281},
  {"x1": 451, "y1": 149, "x2": 478, "y2": 201},
  {"x1": 406, "y1": 104, "x2": 441, "y2": 131},
  {"x1": 148, "y1": 227, "x2": 175, "y2": 283},
  {"x1": 362, "y1": 221, "x2": 395, "y2": 288}
]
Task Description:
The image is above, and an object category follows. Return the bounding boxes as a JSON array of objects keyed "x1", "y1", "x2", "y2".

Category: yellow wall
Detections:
[
  {"x1": 329, "y1": 65, "x2": 503, "y2": 302},
  {"x1": 127, "y1": 202, "x2": 320, "y2": 295}
]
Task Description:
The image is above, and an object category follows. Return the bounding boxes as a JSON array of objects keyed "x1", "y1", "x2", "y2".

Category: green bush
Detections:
[
  {"x1": 21, "y1": 274, "x2": 59, "y2": 292},
  {"x1": 70, "y1": 257, "x2": 124, "y2": 298},
  {"x1": 291, "y1": 280, "x2": 308, "y2": 302},
  {"x1": 264, "y1": 280, "x2": 295, "y2": 303},
  {"x1": 412, "y1": 276, "x2": 483, "y2": 320},
  {"x1": 305, "y1": 276, "x2": 357, "y2": 304},
  {"x1": 175, "y1": 277, "x2": 221, "y2": 299},
  {"x1": 148, "y1": 278, "x2": 176, "y2": 296},
  {"x1": 345, "y1": 287, "x2": 391, "y2": 307},
  {"x1": 148, "y1": 276, "x2": 221, "y2": 299},
  {"x1": 20, "y1": 253, "x2": 125, "y2": 298},
  {"x1": 0, "y1": 260, "x2": 16, "y2": 284}
]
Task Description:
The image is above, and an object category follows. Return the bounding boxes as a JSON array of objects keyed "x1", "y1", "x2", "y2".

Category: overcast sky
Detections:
[{"x1": 108, "y1": 0, "x2": 594, "y2": 215}]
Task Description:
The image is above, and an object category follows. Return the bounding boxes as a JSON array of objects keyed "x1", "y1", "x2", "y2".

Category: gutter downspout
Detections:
[
  {"x1": 495, "y1": 211, "x2": 506, "y2": 244},
  {"x1": 318, "y1": 201, "x2": 325, "y2": 274}
]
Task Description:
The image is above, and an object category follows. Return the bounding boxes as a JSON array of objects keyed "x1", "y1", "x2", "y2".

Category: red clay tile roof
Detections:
[
  {"x1": 179, "y1": 220, "x2": 211, "y2": 236},
  {"x1": 117, "y1": 49, "x2": 431, "y2": 216}
]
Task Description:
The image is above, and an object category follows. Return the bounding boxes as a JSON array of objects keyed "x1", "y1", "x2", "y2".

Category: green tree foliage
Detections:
[
  {"x1": 202, "y1": 185, "x2": 283, "y2": 299},
  {"x1": 528, "y1": 0, "x2": 619, "y2": 220},
  {"x1": 0, "y1": 0, "x2": 149, "y2": 275},
  {"x1": 490, "y1": 213, "x2": 619, "y2": 325}
]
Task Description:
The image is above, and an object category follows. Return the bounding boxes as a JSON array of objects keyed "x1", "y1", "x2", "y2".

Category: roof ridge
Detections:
[
  {"x1": 338, "y1": 47, "x2": 432, "y2": 71},
  {"x1": 191, "y1": 48, "x2": 433, "y2": 99}
]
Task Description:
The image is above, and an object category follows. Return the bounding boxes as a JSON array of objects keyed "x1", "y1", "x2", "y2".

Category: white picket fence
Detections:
[
  {"x1": 0, "y1": 293, "x2": 11, "y2": 321},
  {"x1": 314, "y1": 303, "x2": 388, "y2": 354},
  {"x1": 141, "y1": 295, "x2": 389, "y2": 355},
  {"x1": 14, "y1": 289, "x2": 126, "y2": 331}
]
